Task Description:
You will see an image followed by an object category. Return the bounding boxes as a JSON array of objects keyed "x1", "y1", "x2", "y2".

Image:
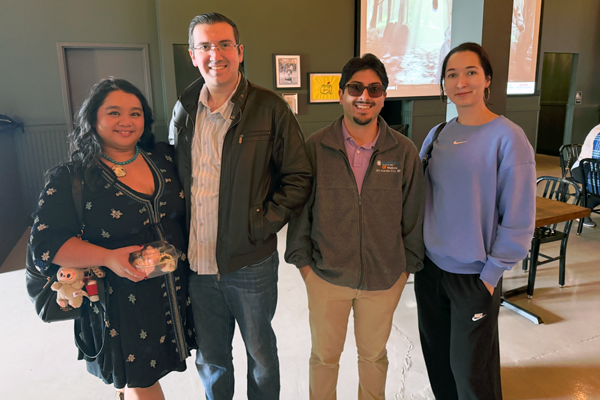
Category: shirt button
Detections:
[
  {"x1": 200, "y1": 183, "x2": 204, "y2": 187},
  {"x1": 357, "y1": 150, "x2": 361, "y2": 154},
  {"x1": 199, "y1": 241, "x2": 204, "y2": 246}
]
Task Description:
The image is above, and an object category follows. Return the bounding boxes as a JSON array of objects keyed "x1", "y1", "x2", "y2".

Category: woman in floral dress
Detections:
[{"x1": 29, "y1": 78, "x2": 194, "y2": 399}]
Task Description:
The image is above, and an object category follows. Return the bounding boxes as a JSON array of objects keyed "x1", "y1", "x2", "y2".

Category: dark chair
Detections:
[
  {"x1": 559, "y1": 144, "x2": 582, "y2": 183},
  {"x1": 577, "y1": 158, "x2": 600, "y2": 235},
  {"x1": 521, "y1": 176, "x2": 581, "y2": 297}
]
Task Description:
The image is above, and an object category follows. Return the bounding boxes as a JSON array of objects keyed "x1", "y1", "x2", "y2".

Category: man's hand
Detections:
[
  {"x1": 299, "y1": 265, "x2": 311, "y2": 281},
  {"x1": 482, "y1": 280, "x2": 495, "y2": 296}
]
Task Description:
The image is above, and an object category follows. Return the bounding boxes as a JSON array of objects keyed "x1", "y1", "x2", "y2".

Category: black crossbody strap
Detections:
[{"x1": 422, "y1": 122, "x2": 447, "y2": 172}]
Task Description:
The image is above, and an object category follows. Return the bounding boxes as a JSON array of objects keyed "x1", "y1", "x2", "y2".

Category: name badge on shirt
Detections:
[{"x1": 376, "y1": 160, "x2": 401, "y2": 173}]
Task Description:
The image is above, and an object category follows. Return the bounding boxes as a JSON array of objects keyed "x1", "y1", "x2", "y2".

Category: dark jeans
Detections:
[
  {"x1": 189, "y1": 251, "x2": 280, "y2": 400},
  {"x1": 415, "y1": 256, "x2": 503, "y2": 400}
]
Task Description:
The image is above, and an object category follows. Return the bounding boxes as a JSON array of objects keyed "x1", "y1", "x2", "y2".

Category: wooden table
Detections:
[
  {"x1": 534, "y1": 196, "x2": 591, "y2": 228},
  {"x1": 501, "y1": 197, "x2": 590, "y2": 324}
]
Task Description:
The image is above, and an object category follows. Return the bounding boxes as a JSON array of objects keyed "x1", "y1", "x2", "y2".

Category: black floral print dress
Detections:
[{"x1": 29, "y1": 143, "x2": 195, "y2": 389}]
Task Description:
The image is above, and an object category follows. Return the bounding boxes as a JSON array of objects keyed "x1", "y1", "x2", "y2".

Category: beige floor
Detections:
[{"x1": 2, "y1": 155, "x2": 600, "y2": 400}]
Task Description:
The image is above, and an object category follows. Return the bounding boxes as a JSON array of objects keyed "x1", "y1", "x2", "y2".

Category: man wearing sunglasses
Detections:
[
  {"x1": 286, "y1": 54, "x2": 424, "y2": 399},
  {"x1": 169, "y1": 12, "x2": 312, "y2": 400}
]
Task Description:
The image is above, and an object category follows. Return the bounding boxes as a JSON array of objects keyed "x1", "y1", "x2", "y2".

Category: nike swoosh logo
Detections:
[
  {"x1": 472, "y1": 314, "x2": 486, "y2": 321},
  {"x1": 453, "y1": 140, "x2": 467, "y2": 145}
]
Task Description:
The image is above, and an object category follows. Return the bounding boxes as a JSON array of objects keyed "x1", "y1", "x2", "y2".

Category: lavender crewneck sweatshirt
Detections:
[{"x1": 419, "y1": 116, "x2": 536, "y2": 287}]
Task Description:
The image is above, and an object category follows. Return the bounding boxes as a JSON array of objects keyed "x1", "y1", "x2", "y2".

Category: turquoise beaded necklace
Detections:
[{"x1": 102, "y1": 146, "x2": 139, "y2": 177}]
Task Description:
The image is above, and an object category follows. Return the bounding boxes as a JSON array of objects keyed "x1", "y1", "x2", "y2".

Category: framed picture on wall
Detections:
[
  {"x1": 273, "y1": 55, "x2": 301, "y2": 89},
  {"x1": 308, "y1": 73, "x2": 342, "y2": 103},
  {"x1": 282, "y1": 93, "x2": 298, "y2": 114}
]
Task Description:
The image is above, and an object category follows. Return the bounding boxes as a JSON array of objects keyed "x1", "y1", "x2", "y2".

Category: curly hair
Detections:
[{"x1": 68, "y1": 77, "x2": 155, "y2": 182}]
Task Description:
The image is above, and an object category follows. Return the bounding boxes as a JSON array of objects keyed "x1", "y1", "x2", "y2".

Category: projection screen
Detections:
[
  {"x1": 358, "y1": 0, "x2": 453, "y2": 98},
  {"x1": 507, "y1": 0, "x2": 543, "y2": 95},
  {"x1": 357, "y1": 0, "x2": 542, "y2": 98}
]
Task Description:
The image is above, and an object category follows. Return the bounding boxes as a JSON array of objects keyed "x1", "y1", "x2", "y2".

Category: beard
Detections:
[
  {"x1": 352, "y1": 101, "x2": 376, "y2": 126},
  {"x1": 352, "y1": 116, "x2": 373, "y2": 126}
]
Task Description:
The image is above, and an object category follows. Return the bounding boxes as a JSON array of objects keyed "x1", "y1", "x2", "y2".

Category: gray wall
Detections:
[
  {"x1": 154, "y1": 0, "x2": 355, "y2": 136},
  {"x1": 537, "y1": 0, "x2": 600, "y2": 144},
  {"x1": 1, "y1": 0, "x2": 166, "y2": 127}
]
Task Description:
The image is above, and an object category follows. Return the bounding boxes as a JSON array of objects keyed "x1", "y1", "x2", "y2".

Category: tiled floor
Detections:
[{"x1": 2, "y1": 155, "x2": 599, "y2": 399}]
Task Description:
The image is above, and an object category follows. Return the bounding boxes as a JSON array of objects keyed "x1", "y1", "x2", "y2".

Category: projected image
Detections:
[
  {"x1": 359, "y1": 0, "x2": 453, "y2": 98},
  {"x1": 507, "y1": 0, "x2": 542, "y2": 94}
]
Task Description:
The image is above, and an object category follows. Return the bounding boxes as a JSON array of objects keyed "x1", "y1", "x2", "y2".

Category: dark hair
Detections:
[
  {"x1": 439, "y1": 42, "x2": 493, "y2": 103},
  {"x1": 68, "y1": 77, "x2": 155, "y2": 181},
  {"x1": 188, "y1": 12, "x2": 240, "y2": 49},
  {"x1": 340, "y1": 53, "x2": 389, "y2": 91}
]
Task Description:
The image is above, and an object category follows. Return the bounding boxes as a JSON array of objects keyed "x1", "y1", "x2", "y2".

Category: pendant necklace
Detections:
[{"x1": 101, "y1": 146, "x2": 139, "y2": 177}]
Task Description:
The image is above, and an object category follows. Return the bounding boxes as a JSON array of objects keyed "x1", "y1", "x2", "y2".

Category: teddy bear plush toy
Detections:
[{"x1": 51, "y1": 267, "x2": 88, "y2": 309}]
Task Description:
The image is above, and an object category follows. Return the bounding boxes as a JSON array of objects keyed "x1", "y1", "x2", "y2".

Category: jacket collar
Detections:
[
  {"x1": 179, "y1": 72, "x2": 249, "y2": 124},
  {"x1": 321, "y1": 115, "x2": 399, "y2": 154}
]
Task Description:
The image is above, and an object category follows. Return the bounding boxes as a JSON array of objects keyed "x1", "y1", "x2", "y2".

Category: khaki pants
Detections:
[{"x1": 305, "y1": 270, "x2": 409, "y2": 400}]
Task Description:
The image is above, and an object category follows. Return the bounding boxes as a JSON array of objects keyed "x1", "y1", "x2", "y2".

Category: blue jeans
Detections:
[{"x1": 189, "y1": 251, "x2": 280, "y2": 400}]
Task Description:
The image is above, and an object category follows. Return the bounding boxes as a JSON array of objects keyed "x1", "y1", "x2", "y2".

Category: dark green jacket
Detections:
[
  {"x1": 285, "y1": 116, "x2": 424, "y2": 290},
  {"x1": 170, "y1": 73, "x2": 312, "y2": 275}
]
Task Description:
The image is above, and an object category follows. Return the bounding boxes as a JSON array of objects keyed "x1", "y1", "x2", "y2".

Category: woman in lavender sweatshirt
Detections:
[{"x1": 415, "y1": 42, "x2": 536, "y2": 400}]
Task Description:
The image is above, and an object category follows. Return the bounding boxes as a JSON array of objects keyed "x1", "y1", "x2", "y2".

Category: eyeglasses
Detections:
[
  {"x1": 343, "y1": 83, "x2": 386, "y2": 98},
  {"x1": 191, "y1": 42, "x2": 241, "y2": 53}
]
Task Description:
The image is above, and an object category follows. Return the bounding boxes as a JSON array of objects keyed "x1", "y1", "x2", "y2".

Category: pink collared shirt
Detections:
[{"x1": 341, "y1": 119, "x2": 380, "y2": 195}]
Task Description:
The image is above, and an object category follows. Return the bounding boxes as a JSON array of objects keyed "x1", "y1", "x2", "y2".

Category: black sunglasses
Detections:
[{"x1": 343, "y1": 83, "x2": 386, "y2": 98}]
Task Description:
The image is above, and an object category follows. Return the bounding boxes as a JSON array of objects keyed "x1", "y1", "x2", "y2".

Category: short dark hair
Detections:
[
  {"x1": 440, "y1": 42, "x2": 493, "y2": 102},
  {"x1": 340, "y1": 53, "x2": 389, "y2": 91},
  {"x1": 68, "y1": 77, "x2": 155, "y2": 181},
  {"x1": 188, "y1": 12, "x2": 240, "y2": 49}
]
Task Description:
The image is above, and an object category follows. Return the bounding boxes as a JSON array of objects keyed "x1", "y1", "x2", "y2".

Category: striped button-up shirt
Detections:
[{"x1": 188, "y1": 77, "x2": 240, "y2": 274}]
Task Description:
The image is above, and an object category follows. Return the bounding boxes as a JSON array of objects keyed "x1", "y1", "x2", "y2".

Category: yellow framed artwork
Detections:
[{"x1": 308, "y1": 73, "x2": 342, "y2": 103}]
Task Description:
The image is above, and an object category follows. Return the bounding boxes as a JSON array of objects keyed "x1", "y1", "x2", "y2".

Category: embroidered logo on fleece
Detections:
[{"x1": 375, "y1": 160, "x2": 401, "y2": 173}]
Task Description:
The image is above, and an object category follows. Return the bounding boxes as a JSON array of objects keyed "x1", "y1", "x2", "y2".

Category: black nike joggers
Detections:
[{"x1": 415, "y1": 256, "x2": 503, "y2": 400}]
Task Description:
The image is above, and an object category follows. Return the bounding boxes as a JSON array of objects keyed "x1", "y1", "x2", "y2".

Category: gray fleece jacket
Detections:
[{"x1": 285, "y1": 116, "x2": 425, "y2": 291}]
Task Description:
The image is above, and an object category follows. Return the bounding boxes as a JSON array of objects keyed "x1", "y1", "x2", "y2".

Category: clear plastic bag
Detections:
[{"x1": 129, "y1": 241, "x2": 180, "y2": 278}]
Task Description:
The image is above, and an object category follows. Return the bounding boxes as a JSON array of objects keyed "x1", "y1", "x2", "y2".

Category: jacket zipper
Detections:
[
  {"x1": 339, "y1": 148, "x2": 379, "y2": 289},
  {"x1": 338, "y1": 150, "x2": 365, "y2": 288},
  {"x1": 356, "y1": 151, "x2": 378, "y2": 288},
  {"x1": 215, "y1": 108, "x2": 242, "y2": 275},
  {"x1": 358, "y1": 194, "x2": 364, "y2": 288},
  {"x1": 239, "y1": 132, "x2": 270, "y2": 143}
]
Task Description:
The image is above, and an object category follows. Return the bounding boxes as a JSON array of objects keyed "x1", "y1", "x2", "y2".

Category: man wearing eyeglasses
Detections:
[
  {"x1": 286, "y1": 54, "x2": 424, "y2": 400},
  {"x1": 169, "y1": 12, "x2": 312, "y2": 400}
]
